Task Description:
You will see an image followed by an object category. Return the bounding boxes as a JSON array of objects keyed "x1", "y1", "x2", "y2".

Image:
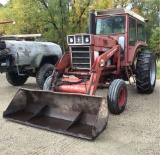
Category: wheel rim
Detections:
[
  {"x1": 150, "y1": 60, "x2": 156, "y2": 86},
  {"x1": 118, "y1": 87, "x2": 126, "y2": 107},
  {"x1": 43, "y1": 76, "x2": 52, "y2": 90}
]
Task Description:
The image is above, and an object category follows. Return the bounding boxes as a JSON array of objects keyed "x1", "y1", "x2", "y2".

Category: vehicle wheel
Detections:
[
  {"x1": 136, "y1": 50, "x2": 156, "y2": 93},
  {"x1": 6, "y1": 72, "x2": 28, "y2": 86},
  {"x1": 43, "y1": 76, "x2": 52, "y2": 90},
  {"x1": 107, "y1": 79, "x2": 127, "y2": 114},
  {"x1": 36, "y1": 63, "x2": 53, "y2": 89}
]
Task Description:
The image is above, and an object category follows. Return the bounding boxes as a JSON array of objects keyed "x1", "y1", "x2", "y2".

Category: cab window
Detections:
[
  {"x1": 96, "y1": 16, "x2": 126, "y2": 35},
  {"x1": 129, "y1": 18, "x2": 136, "y2": 46},
  {"x1": 137, "y1": 22, "x2": 145, "y2": 41}
]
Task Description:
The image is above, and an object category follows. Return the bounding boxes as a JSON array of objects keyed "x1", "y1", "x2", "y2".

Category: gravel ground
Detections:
[{"x1": 0, "y1": 74, "x2": 159, "y2": 155}]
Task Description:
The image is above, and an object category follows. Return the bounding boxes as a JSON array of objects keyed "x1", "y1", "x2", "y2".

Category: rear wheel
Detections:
[
  {"x1": 107, "y1": 79, "x2": 127, "y2": 114},
  {"x1": 136, "y1": 50, "x2": 156, "y2": 93},
  {"x1": 6, "y1": 72, "x2": 28, "y2": 86},
  {"x1": 36, "y1": 64, "x2": 53, "y2": 89}
]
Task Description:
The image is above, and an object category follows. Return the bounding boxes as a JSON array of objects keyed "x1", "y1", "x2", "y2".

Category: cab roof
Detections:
[{"x1": 95, "y1": 8, "x2": 146, "y2": 23}]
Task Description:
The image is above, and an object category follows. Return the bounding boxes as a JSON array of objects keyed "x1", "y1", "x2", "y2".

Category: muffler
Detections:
[{"x1": 3, "y1": 88, "x2": 108, "y2": 140}]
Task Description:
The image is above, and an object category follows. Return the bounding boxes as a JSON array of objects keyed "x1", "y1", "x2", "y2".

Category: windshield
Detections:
[{"x1": 96, "y1": 16, "x2": 126, "y2": 35}]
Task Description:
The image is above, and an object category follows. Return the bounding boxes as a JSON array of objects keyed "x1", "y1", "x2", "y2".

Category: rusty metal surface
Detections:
[
  {"x1": 3, "y1": 88, "x2": 108, "y2": 140},
  {"x1": 2, "y1": 41, "x2": 62, "y2": 66}
]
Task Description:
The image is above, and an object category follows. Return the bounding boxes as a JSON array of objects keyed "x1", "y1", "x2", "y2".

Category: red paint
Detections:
[
  {"x1": 118, "y1": 87, "x2": 126, "y2": 107},
  {"x1": 55, "y1": 78, "x2": 89, "y2": 94}
]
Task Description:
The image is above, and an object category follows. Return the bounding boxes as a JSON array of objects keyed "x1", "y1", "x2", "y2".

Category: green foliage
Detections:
[
  {"x1": 156, "y1": 60, "x2": 160, "y2": 79},
  {"x1": 93, "y1": 0, "x2": 111, "y2": 9},
  {"x1": 69, "y1": 0, "x2": 91, "y2": 33},
  {"x1": 112, "y1": 0, "x2": 131, "y2": 8},
  {"x1": 149, "y1": 27, "x2": 160, "y2": 58},
  {"x1": 37, "y1": 0, "x2": 71, "y2": 51},
  {"x1": 0, "y1": 0, "x2": 43, "y2": 34}
]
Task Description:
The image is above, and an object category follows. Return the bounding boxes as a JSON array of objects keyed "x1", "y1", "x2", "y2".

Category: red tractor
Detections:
[{"x1": 3, "y1": 9, "x2": 156, "y2": 140}]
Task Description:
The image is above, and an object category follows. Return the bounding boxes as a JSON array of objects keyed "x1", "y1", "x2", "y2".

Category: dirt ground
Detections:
[{"x1": 0, "y1": 74, "x2": 159, "y2": 155}]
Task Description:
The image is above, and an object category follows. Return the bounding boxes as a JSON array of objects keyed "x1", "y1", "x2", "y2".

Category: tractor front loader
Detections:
[{"x1": 3, "y1": 9, "x2": 156, "y2": 140}]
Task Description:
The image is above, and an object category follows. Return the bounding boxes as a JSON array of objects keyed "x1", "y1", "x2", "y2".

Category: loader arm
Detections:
[
  {"x1": 87, "y1": 45, "x2": 121, "y2": 95},
  {"x1": 55, "y1": 52, "x2": 71, "y2": 71}
]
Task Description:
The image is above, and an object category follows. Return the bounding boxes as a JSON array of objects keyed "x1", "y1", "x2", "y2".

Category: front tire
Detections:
[
  {"x1": 107, "y1": 79, "x2": 127, "y2": 114},
  {"x1": 6, "y1": 72, "x2": 28, "y2": 86},
  {"x1": 36, "y1": 63, "x2": 53, "y2": 89},
  {"x1": 136, "y1": 50, "x2": 156, "y2": 93}
]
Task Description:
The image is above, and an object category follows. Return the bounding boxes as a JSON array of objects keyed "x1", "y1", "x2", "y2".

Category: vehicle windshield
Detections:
[{"x1": 96, "y1": 16, "x2": 126, "y2": 35}]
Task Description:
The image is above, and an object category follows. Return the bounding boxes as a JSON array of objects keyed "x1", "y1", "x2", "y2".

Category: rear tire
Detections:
[
  {"x1": 36, "y1": 64, "x2": 53, "y2": 89},
  {"x1": 107, "y1": 79, "x2": 127, "y2": 114},
  {"x1": 136, "y1": 50, "x2": 156, "y2": 93},
  {"x1": 6, "y1": 72, "x2": 28, "y2": 86}
]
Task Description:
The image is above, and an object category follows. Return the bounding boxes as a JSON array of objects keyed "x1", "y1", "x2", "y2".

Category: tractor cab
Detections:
[{"x1": 94, "y1": 9, "x2": 148, "y2": 65}]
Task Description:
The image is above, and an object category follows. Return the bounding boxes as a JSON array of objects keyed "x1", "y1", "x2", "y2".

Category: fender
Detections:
[{"x1": 30, "y1": 53, "x2": 43, "y2": 68}]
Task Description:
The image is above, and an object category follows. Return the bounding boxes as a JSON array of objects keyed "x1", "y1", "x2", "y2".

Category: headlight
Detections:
[
  {"x1": 68, "y1": 36, "x2": 74, "y2": 44},
  {"x1": 84, "y1": 35, "x2": 90, "y2": 44},
  {"x1": 100, "y1": 59, "x2": 105, "y2": 67},
  {"x1": 70, "y1": 37, "x2": 74, "y2": 43},
  {"x1": 85, "y1": 37, "x2": 90, "y2": 43}
]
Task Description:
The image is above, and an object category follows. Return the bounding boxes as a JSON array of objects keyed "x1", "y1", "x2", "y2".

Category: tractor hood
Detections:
[{"x1": 67, "y1": 34, "x2": 117, "y2": 48}]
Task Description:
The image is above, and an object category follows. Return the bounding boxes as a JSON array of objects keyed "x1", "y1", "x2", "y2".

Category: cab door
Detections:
[{"x1": 128, "y1": 17, "x2": 137, "y2": 63}]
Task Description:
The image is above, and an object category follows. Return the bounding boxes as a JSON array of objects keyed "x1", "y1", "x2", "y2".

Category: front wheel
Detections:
[
  {"x1": 43, "y1": 75, "x2": 52, "y2": 90},
  {"x1": 107, "y1": 79, "x2": 127, "y2": 114}
]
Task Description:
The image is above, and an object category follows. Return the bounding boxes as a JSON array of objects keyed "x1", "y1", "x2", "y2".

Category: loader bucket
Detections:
[{"x1": 3, "y1": 88, "x2": 108, "y2": 140}]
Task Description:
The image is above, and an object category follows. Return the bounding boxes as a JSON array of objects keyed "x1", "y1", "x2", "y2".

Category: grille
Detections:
[
  {"x1": 0, "y1": 41, "x2": 6, "y2": 50},
  {"x1": 71, "y1": 47, "x2": 90, "y2": 69},
  {"x1": 75, "y1": 35, "x2": 82, "y2": 44}
]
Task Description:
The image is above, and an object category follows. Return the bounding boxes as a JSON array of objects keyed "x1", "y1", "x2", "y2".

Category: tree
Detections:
[
  {"x1": 69, "y1": 0, "x2": 92, "y2": 33},
  {"x1": 37, "y1": 0, "x2": 70, "y2": 51},
  {"x1": 0, "y1": 0, "x2": 43, "y2": 35},
  {"x1": 36, "y1": 0, "x2": 92, "y2": 51},
  {"x1": 112, "y1": 0, "x2": 132, "y2": 8},
  {"x1": 93, "y1": 0, "x2": 111, "y2": 9},
  {"x1": 149, "y1": 27, "x2": 160, "y2": 59},
  {"x1": 133, "y1": 0, "x2": 160, "y2": 43}
]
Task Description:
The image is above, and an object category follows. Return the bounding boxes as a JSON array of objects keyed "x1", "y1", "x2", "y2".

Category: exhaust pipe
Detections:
[{"x1": 89, "y1": 10, "x2": 96, "y2": 35}]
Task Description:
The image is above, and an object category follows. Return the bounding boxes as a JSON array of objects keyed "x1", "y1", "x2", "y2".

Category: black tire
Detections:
[
  {"x1": 36, "y1": 63, "x2": 53, "y2": 89},
  {"x1": 136, "y1": 50, "x2": 156, "y2": 94},
  {"x1": 43, "y1": 75, "x2": 52, "y2": 90},
  {"x1": 107, "y1": 79, "x2": 127, "y2": 114},
  {"x1": 6, "y1": 72, "x2": 28, "y2": 86}
]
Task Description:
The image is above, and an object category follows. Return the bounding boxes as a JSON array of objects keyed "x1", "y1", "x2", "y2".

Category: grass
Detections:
[{"x1": 156, "y1": 60, "x2": 160, "y2": 79}]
